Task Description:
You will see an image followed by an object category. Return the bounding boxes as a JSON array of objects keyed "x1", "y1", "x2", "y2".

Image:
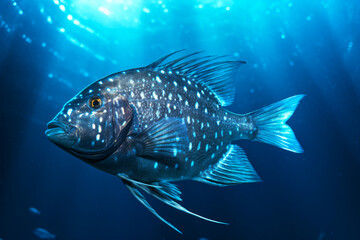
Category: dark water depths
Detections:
[{"x1": 0, "y1": 0, "x2": 359, "y2": 239}]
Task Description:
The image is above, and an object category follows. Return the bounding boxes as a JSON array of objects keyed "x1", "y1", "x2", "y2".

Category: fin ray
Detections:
[
  {"x1": 250, "y1": 95, "x2": 305, "y2": 153},
  {"x1": 122, "y1": 178, "x2": 227, "y2": 232},
  {"x1": 143, "y1": 182, "x2": 228, "y2": 225},
  {"x1": 146, "y1": 51, "x2": 246, "y2": 106},
  {"x1": 134, "y1": 118, "x2": 188, "y2": 160},
  {"x1": 195, "y1": 145, "x2": 261, "y2": 186},
  {"x1": 124, "y1": 183, "x2": 182, "y2": 234}
]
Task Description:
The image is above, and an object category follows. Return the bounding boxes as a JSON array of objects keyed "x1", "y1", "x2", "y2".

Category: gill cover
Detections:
[{"x1": 75, "y1": 95, "x2": 134, "y2": 162}]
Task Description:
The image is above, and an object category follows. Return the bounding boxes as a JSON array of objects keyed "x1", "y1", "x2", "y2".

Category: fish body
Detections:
[
  {"x1": 46, "y1": 51, "x2": 304, "y2": 233},
  {"x1": 90, "y1": 68, "x2": 255, "y2": 183}
]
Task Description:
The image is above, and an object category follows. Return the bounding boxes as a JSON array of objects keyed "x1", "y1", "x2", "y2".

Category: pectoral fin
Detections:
[{"x1": 134, "y1": 117, "x2": 188, "y2": 162}]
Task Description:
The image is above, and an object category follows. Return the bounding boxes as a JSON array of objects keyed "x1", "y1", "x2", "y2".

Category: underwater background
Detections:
[{"x1": 0, "y1": 0, "x2": 359, "y2": 239}]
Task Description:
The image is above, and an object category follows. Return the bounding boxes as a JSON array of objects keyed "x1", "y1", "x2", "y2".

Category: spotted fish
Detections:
[{"x1": 45, "y1": 51, "x2": 305, "y2": 233}]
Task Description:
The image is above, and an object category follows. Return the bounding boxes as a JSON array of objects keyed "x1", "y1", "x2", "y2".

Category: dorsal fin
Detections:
[
  {"x1": 146, "y1": 50, "x2": 186, "y2": 68},
  {"x1": 146, "y1": 51, "x2": 246, "y2": 106}
]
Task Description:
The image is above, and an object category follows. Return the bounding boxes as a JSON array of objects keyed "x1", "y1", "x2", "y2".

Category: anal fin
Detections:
[{"x1": 195, "y1": 145, "x2": 262, "y2": 186}]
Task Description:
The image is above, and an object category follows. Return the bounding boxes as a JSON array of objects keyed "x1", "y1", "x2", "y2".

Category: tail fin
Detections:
[{"x1": 250, "y1": 95, "x2": 305, "y2": 153}]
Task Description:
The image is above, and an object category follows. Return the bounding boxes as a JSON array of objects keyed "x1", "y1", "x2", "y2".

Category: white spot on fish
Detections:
[
  {"x1": 140, "y1": 91, "x2": 145, "y2": 99},
  {"x1": 106, "y1": 88, "x2": 111, "y2": 92},
  {"x1": 96, "y1": 134, "x2": 100, "y2": 141},
  {"x1": 92, "y1": 124, "x2": 96, "y2": 129},
  {"x1": 195, "y1": 102, "x2": 199, "y2": 109},
  {"x1": 215, "y1": 132, "x2": 218, "y2": 139},
  {"x1": 154, "y1": 162, "x2": 158, "y2": 169},
  {"x1": 191, "y1": 161, "x2": 194, "y2": 167},
  {"x1": 211, "y1": 153, "x2": 215, "y2": 159},
  {"x1": 187, "y1": 116, "x2": 191, "y2": 124},
  {"x1": 100, "y1": 117, "x2": 103, "y2": 123},
  {"x1": 173, "y1": 81, "x2": 178, "y2": 86},
  {"x1": 206, "y1": 144, "x2": 209, "y2": 152},
  {"x1": 189, "y1": 142, "x2": 192, "y2": 151},
  {"x1": 156, "y1": 76, "x2": 162, "y2": 83},
  {"x1": 197, "y1": 92, "x2": 200, "y2": 98},
  {"x1": 184, "y1": 86, "x2": 187, "y2": 92},
  {"x1": 67, "y1": 109, "x2": 73, "y2": 116},
  {"x1": 168, "y1": 93, "x2": 173, "y2": 100},
  {"x1": 152, "y1": 91, "x2": 158, "y2": 100},
  {"x1": 205, "y1": 108, "x2": 208, "y2": 114},
  {"x1": 98, "y1": 125, "x2": 102, "y2": 133},
  {"x1": 167, "y1": 103, "x2": 171, "y2": 113},
  {"x1": 177, "y1": 94, "x2": 182, "y2": 101},
  {"x1": 197, "y1": 141, "x2": 201, "y2": 150}
]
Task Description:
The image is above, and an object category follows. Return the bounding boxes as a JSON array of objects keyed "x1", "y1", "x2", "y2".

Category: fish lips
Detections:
[{"x1": 45, "y1": 121, "x2": 77, "y2": 148}]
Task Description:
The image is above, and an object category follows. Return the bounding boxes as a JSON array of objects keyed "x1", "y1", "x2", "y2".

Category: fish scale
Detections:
[{"x1": 46, "y1": 51, "x2": 305, "y2": 233}]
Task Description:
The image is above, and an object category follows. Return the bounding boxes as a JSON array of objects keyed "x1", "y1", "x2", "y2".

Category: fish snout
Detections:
[{"x1": 45, "y1": 121, "x2": 77, "y2": 147}]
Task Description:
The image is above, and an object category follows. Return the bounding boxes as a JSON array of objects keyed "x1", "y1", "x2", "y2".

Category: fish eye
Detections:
[{"x1": 89, "y1": 96, "x2": 102, "y2": 109}]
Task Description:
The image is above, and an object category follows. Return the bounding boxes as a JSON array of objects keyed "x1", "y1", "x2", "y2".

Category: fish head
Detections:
[{"x1": 46, "y1": 81, "x2": 134, "y2": 162}]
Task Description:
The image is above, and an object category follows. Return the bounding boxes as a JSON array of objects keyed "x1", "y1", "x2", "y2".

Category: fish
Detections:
[
  {"x1": 33, "y1": 228, "x2": 55, "y2": 239},
  {"x1": 45, "y1": 51, "x2": 305, "y2": 233}
]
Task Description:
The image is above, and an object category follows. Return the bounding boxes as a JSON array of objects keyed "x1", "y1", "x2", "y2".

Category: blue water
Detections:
[{"x1": 1, "y1": 0, "x2": 359, "y2": 239}]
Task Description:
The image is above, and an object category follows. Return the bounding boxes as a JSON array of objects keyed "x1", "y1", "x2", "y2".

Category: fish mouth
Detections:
[{"x1": 45, "y1": 121, "x2": 77, "y2": 147}]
